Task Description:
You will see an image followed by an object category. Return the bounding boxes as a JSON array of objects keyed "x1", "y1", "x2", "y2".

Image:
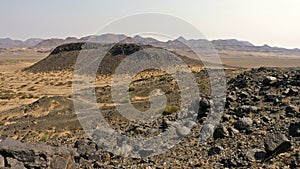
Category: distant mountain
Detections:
[
  {"x1": 0, "y1": 38, "x2": 25, "y2": 48},
  {"x1": 0, "y1": 38, "x2": 43, "y2": 48},
  {"x1": 133, "y1": 35, "x2": 160, "y2": 45},
  {"x1": 80, "y1": 34, "x2": 127, "y2": 43},
  {"x1": 1, "y1": 34, "x2": 300, "y2": 55},
  {"x1": 212, "y1": 39, "x2": 254, "y2": 47},
  {"x1": 151, "y1": 38, "x2": 300, "y2": 55},
  {"x1": 211, "y1": 39, "x2": 254, "y2": 51},
  {"x1": 210, "y1": 39, "x2": 300, "y2": 54},
  {"x1": 33, "y1": 34, "x2": 129, "y2": 49},
  {"x1": 34, "y1": 37, "x2": 80, "y2": 49},
  {"x1": 24, "y1": 38, "x2": 44, "y2": 47}
]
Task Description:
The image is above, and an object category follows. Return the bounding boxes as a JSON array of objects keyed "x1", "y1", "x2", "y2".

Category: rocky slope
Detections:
[{"x1": 1, "y1": 67, "x2": 299, "y2": 168}]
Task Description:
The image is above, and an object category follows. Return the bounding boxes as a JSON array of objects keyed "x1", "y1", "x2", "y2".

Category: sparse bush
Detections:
[
  {"x1": 199, "y1": 83, "x2": 209, "y2": 90},
  {"x1": 27, "y1": 94, "x2": 34, "y2": 99},
  {"x1": 128, "y1": 86, "x2": 135, "y2": 92},
  {"x1": 28, "y1": 87, "x2": 36, "y2": 91},
  {"x1": 54, "y1": 82, "x2": 64, "y2": 86},
  {"x1": 0, "y1": 93, "x2": 14, "y2": 100},
  {"x1": 18, "y1": 92, "x2": 27, "y2": 99},
  {"x1": 159, "y1": 76, "x2": 166, "y2": 81},
  {"x1": 18, "y1": 92, "x2": 34, "y2": 99},
  {"x1": 20, "y1": 84, "x2": 27, "y2": 88},
  {"x1": 39, "y1": 134, "x2": 49, "y2": 141},
  {"x1": 163, "y1": 105, "x2": 179, "y2": 115}
]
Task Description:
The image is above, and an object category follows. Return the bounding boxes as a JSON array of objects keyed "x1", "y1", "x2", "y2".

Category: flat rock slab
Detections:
[
  {"x1": 0, "y1": 136, "x2": 77, "y2": 168},
  {"x1": 264, "y1": 132, "x2": 292, "y2": 158}
]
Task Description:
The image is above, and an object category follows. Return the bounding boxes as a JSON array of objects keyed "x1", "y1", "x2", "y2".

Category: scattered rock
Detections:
[
  {"x1": 199, "y1": 98, "x2": 210, "y2": 109},
  {"x1": 234, "y1": 117, "x2": 253, "y2": 131},
  {"x1": 264, "y1": 132, "x2": 292, "y2": 158},
  {"x1": 228, "y1": 126, "x2": 239, "y2": 136},
  {"x1": 253, "y1": 95, "x2": 260, "y2": 102},
  {"x1": 285, "y1": 105, "x2": 299, "y2": 117},
  {"x1": 244, "y1": 148, "x2": 266, "y2": 161},
  {"x1": 74, "y1": 139, "x2": 97, "y2": 158},
  {"x1": 239, "y1": 91, "x2": 250, "y2": 99},
  {"x1": 6, "y1": 157, "x2": 25, "y2": 168},
  {"x1": 0, "y1": 155, "x2": 5, "y2": 168},
  {"x1": 283, "y1": 87, "x2": 298, "y2": 96},
  {"x1": 220, "y1": 158, "x2": 238, "y2": 168},
  {"x1": 51, "y1": 155, "x2": 75, "y2": 169},
  {"x1": 289, "y1": 122, "x2": 300, "y2": 137},
  {"x1": 184, "y1": 120, "x2": 197, "y2": 128},
  {"x1": 161, "y1": 118, "x2": 173, "y2": 129},
  {"x1": 78, "y1": 157, "x2": 93, "y2": 169},
  {"x1": 263, "y1": 76, "x2": 277, "y2": 85},
  {"x1": 236, "y1": 105, "x2": 258, "y2": 117},
  {"x1": 262, "y1": 115, "x2": 271, "y2": 123},
  {"x1": 222, "y1": 114, "x2": 231, "y2": 121},
  {"x1": 208, "y1": 146, "x2": 223, "y2": 156},
  {"x1": 226, "y1": 95, "x2": 236, "y2": 102},
  {"x1": 213, "y1": 124, "x2": 229, "y2": 139},
  {"x1": 265, "y1": 94, "x2": 279, "y2": 102},
  {"x1": 175, "y1": 126, "x2": 190, "y2": 137}
]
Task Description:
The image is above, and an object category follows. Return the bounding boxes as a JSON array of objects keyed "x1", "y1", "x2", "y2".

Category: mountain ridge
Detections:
[
  {"x1": 1, "y1": 34, "x2": 300, "y2": 55},
  {"x1": 0, "y1": 38, "x2": 43, "y2": 48}
]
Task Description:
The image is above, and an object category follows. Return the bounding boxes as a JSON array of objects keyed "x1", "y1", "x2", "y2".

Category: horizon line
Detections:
[{"x1": 0, "y1": 34, "x2": 299, "y2": 50}]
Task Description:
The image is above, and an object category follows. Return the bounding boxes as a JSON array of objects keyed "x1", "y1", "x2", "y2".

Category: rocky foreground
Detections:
[{"x1": 0, "y1": 67, "x2": 300, "y2": 168}]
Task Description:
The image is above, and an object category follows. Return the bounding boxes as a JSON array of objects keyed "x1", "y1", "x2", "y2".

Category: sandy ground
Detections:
[
  {"x1": 219, "y1": 50, "x2": 300, "y2": 68},
  {"x1": 0, "y1": 50, "x2": 47, "y2": 111},
  {"x1": 1, "y1": 49, "x2": 299, "y2": 112}
]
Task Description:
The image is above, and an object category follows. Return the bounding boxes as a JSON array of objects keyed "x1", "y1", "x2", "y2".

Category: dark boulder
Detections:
[
  {"x1": 199, "y1": 97, "x2": 210, "y2": 110},
  {"x1": 208, "y1": 146, "x2": 223, "y2": 156},
  {"x1": 234, "y1": 117, "x2": 253, "y2": 131},
  {"x1": 235, "y1": 105, "x2": 258, "y2": 117},
  {"x1": 244, "y1": 148, "x2": 266, "y2": 161},
  {"x1": 263, "y1": 76, "x2": 277, "y2": 85},
  {"x1": 264, "y1": 132, "x2": 292, "y2": 158},
  {"x1": 285, "y1": 105, "x2": 299, "y2": 117},
  {"x1": 289, "y1": 122, "x2": 300, "y2": 137},
  {"x1": 213, "y1": 124, "x2": 229, "y2": 140}
]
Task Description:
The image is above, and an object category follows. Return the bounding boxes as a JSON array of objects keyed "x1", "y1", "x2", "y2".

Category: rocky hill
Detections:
[
  {"x1": 32, "y1": 34, "x2": 128, "y2": 49},
  {"x1": 23, "y1": 42, "x2": 204, "y2": 74},
  {"x1": 23, "y1": 43, "x2": 145, "y2": 74}
]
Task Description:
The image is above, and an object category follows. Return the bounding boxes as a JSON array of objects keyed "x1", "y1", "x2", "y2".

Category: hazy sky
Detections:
[{"x1": 1, "y1": 0, "x2": 300, "y2": 48}]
